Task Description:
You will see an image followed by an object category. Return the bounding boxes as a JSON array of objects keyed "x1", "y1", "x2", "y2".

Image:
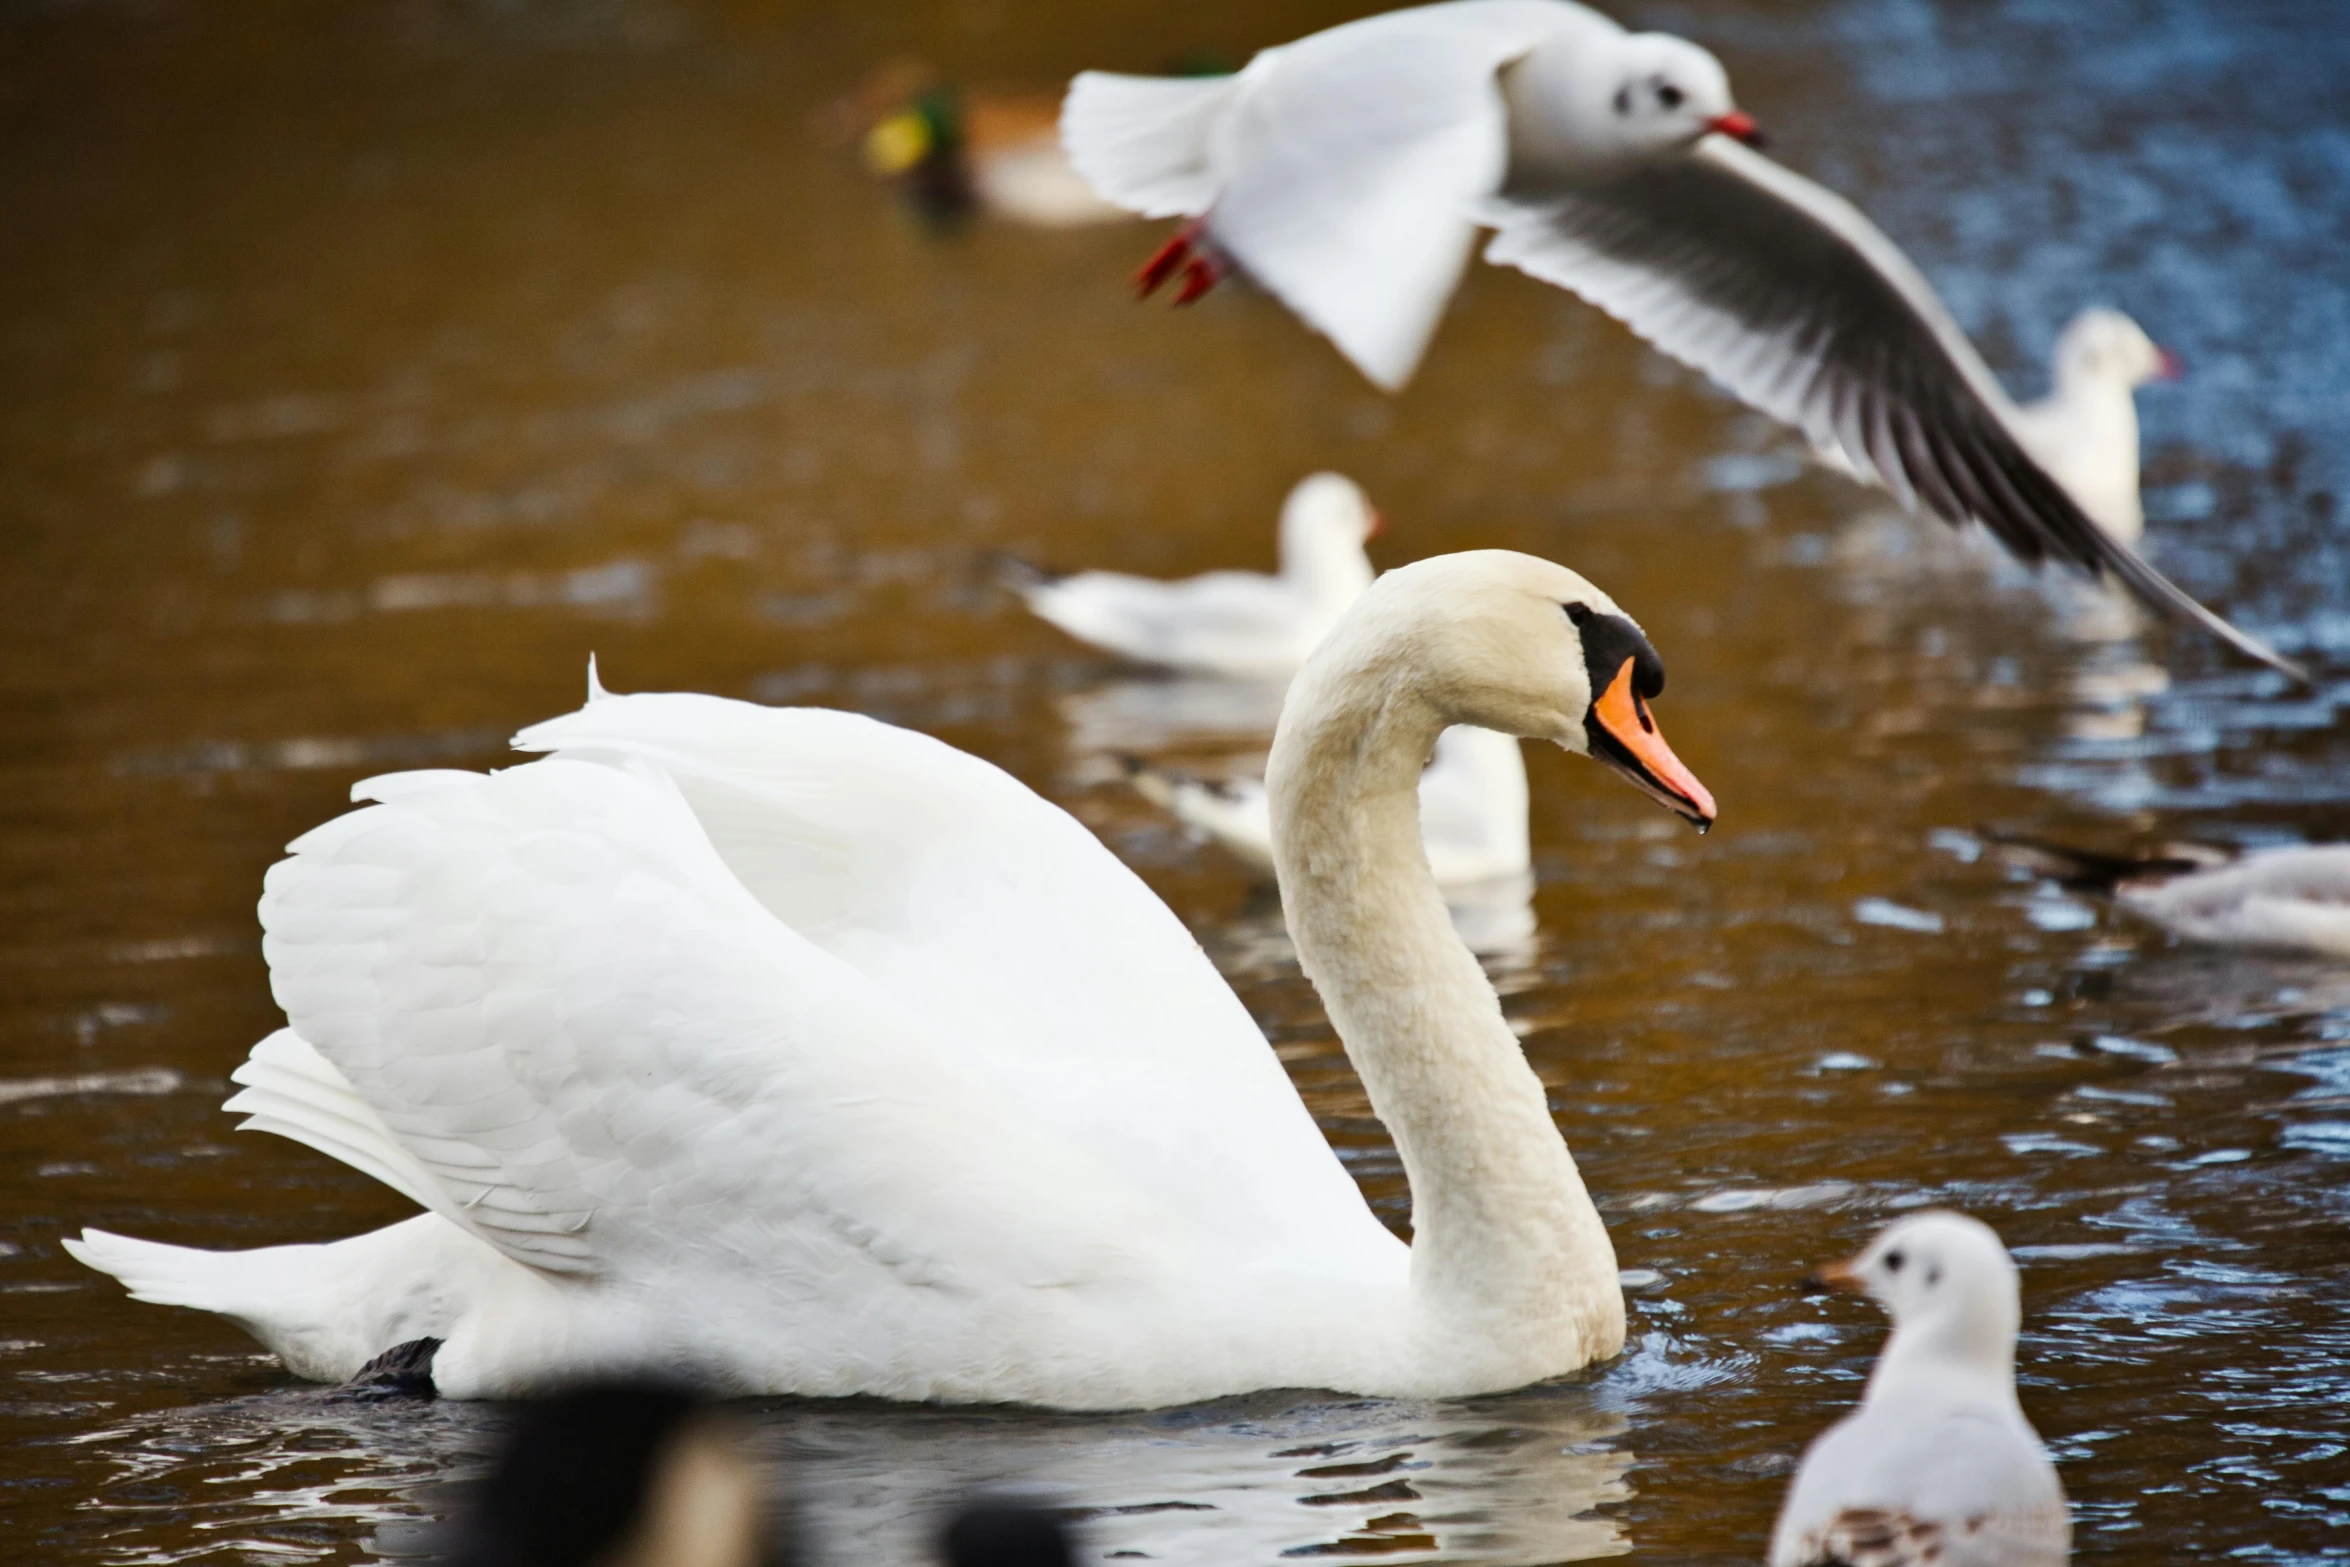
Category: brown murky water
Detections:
[{"x1": 4, "y1": 0, "x2": 2348, "y2": 1562}]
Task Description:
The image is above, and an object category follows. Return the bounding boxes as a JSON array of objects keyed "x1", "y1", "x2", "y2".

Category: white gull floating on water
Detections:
[
  {"x1": 1773, "y1": 1211, "x2": 2069, "y2": 1567},
  {"x1": 1992, "y1": 831, "x2": 2350, "y2": 958},
  {"x1": 1008, "y1": 471, "x2": 1536, "y2": 920},
  {"x1": 1059, "y1": 0, "x2": 2299, "y2": 679}
]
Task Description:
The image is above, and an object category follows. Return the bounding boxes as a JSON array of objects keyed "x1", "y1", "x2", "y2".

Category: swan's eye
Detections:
[
  {"x1": 1565, "y1": 602, "x2": 1595, "y2": 626},
  {"x1": 1657, "y1": 82, "x2": 1684, "y2": 110},
  {"x1": 1884, "y1": 1250, "x2": 1905, "y2": 1274}
]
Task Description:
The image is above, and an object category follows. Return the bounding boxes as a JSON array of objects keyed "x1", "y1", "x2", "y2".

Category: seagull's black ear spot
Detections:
[
  {"x1": 1926, "y1": 1266, "x2": 1942, "y2": 1287},
  {"x1": 1613, "y1": 85, "x2": 1632, "y2": 116},
  {"x1": 1884, "y1": 1250, "x2": 1905, "y2": 1274}
]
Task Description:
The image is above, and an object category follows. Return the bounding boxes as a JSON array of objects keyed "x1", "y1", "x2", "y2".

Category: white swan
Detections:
[
  {"x1": 2008, "y1": 308, "x2": 2180, "y2": 545},
  {"x1": 1006, "y1": 471, "x2": 1379, "y2": 679},
  {"x1": 1060, "y1": 1, "x2": 2298, "y2": 678},
  {"x1": 1126, "y1": 723, "x2": 1530, "y2": 891},
  {"x1": 1773, "y1": 1212, "x2": 2068, "y2": 1567},
  {"x1": 66, "y1": 550, "x2": 1715, "y2": 1406},
  {"x1": 1991, "y1": 832, "x2": 2350, "y2": 957}
]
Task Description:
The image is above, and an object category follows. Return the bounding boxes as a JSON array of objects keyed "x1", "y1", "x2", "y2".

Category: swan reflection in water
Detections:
[
  {"x1": 749, "y1": 1387, "x2": 1631, "y2": 1566},
  {"x1": 1057, "y1": 674, "x2": 1541, "y2": 964}
]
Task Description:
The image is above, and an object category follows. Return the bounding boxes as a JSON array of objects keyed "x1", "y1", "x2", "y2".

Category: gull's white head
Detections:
[
  {"x1": 1506, "y1": 29, "x2": 1762, "y2": 176},
  {"x1": 1814, "y1": 1210, "x2": 2022, "y2": 1379},
  {"x1": 2054, "y1": 307, "x2": 2180, "y2": 392},
  {"x1": 1277, "y1": 472, "x2": 1383, "y2": 600},
  {"x1": 1279, "y1": 472, "x2": 1383, "y2": 554},
  {"x1": 1307, "y1": 551, "x2": 1715, "y2": 828}
]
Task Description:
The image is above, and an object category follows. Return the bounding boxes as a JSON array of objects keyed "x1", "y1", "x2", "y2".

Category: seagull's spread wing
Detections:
[
  {"x1": 1205, "y1": 4, "x2": 1582, "y2": 390},
  {"x1": 1484, "y1": 137, "x2": 2302, "y2": 679}
]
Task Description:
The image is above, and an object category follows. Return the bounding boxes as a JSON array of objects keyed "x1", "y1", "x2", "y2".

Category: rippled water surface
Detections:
[{"x1": 4, "y1": 0, "x2": 2348, "y2": 1561}]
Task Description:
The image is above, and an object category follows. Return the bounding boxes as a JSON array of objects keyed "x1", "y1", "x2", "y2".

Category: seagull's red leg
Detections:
[
  {"x1": 1172, "y1": 248, "x2": 1228, "y2": 306},
  {"x1": 1133, "y1": 225, "x2": 1196, "y2": 300}
]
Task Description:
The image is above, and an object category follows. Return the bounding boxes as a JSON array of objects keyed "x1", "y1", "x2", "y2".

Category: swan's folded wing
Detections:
[
  {"x1": 511, "y1": 696, "x2": 1392, "y2": 1265},
  {"x1": 260, "y1": 755, "x2": 1164, "y2": 1288},
  {"x1": 1205, "y1": 4, "x2": 1573, "y2": 391},
  {"x1": 1483, "y1": 138, "x2": 2301, "y2": 679}
]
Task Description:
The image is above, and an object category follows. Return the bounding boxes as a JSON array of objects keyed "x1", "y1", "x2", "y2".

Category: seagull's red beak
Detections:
[
  {"x1": 1706, "y1": 110, "x2": 1766, "y2": 149},
  {"x1": 2155, "y1": 347, "x2": 2185, "y2": 381}
]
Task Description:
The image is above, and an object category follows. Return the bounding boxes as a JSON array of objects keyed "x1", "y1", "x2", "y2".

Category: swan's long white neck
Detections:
[{"x1": 1267, "y1": 632, "x2": 1623, "y2": 1366}]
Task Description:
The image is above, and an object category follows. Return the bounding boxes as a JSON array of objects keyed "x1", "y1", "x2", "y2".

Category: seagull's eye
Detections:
[
  {"x1": 1657, "y1": 83, "x2": 1685, "y2": 110},
  {"x1": 1883, "y1": 1250, "x2": 1905, "y2": 1273},
  {"x1": 1612, "y1": 86, "x2": 1632, "y2": 116}
]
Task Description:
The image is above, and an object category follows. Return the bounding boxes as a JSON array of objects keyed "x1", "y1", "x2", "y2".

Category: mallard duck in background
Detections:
[{"x1": 833, "y1": 60, "x2": 1130, "y2": 230}]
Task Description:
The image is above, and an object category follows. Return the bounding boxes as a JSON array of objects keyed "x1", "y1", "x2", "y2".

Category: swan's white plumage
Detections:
[
  {"x1": 79, "y1": 692, "x2": 1413, "y2": 1403},
  {"x1": 72, "y1": 552, "x2": 1664, "y2": 1404},
  {"x1": 222, "y1": 1029, "x2": 453, "y2": 1225}
]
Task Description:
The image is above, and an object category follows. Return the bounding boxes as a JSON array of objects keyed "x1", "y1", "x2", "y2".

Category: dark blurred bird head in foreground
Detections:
[
  {"x1": 447, "y1": 1381, "x2": 773, "y2": 1567},
  {"x1": 441, "y1": 1377, "x2": 1082, "y2": 1567}
]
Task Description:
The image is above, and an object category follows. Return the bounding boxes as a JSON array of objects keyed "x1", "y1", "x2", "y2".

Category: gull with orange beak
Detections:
[
  {"x1": 1773, "y1": 1213, "x2": 2070, "y2": 1567},
  {"x1": 1061, "y1": 1, "x2": 2299, "y2": 680}
]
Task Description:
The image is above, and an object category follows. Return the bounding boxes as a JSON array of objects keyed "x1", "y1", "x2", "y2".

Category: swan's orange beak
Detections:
[
  {"x1": 1706, "y1": 110, "x2": 1766, "y2": 149},
  {"x1": 1804, "y1": 1255, "x2": 1865, "y2": 1294},
  {"x1": 1588, "y1": 658, "x2": 1716, "y2": 831},
  {"x1": 1365, "y1": 508, "x2": 1388, "y2": 540}
]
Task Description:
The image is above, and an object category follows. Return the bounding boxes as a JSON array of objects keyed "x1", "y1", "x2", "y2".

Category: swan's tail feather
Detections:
[
  {"x1": 1059, "y1": 71, "x2": 1236, "y2": 219},
  {"x1": 224, "y1": 1030, "x2": 454, "y2": 1223},
  {"x1": 63, "y1": 1227, "x2": 264, "y2": 1315},
  {"x1": 66, "y1": 1215, "x2": 510, "y2": 1384}
]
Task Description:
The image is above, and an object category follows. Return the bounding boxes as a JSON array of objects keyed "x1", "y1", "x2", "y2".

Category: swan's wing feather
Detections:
[
  {"x1": 512, "y1": 696, "x2": 1392, "y2": 1262},
  {"x1": 1207, "y1": 5, "x2": 1577, "y2": 390},
  {"x1": 262, "y1": 756, "x2": 1163, "y2": 1288},
  {"x1": 1483, "y1": 139, "x2": 2301, "y2": 678}
]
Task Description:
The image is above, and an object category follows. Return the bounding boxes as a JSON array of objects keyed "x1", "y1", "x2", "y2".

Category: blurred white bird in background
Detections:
[
  {"x1": 2009, "y1": 307, "x2": 2182, "y2": 545},
  {"x1": 1003, "y1": 472, "x2": 1379, "y2": 679},
  {"x1": 1772, "y1": 1211, "x2": 2069, "y2": 1567},
  {"x1": 1060, "y1": 0, "x2": 2299, "y2": 679},
  {"x1": 1007, "y1": 472, "x2": 1536, "y2": 944},
  {"x1": 1990, "y1": 831, "x2": 2350, "y2": 957}
]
